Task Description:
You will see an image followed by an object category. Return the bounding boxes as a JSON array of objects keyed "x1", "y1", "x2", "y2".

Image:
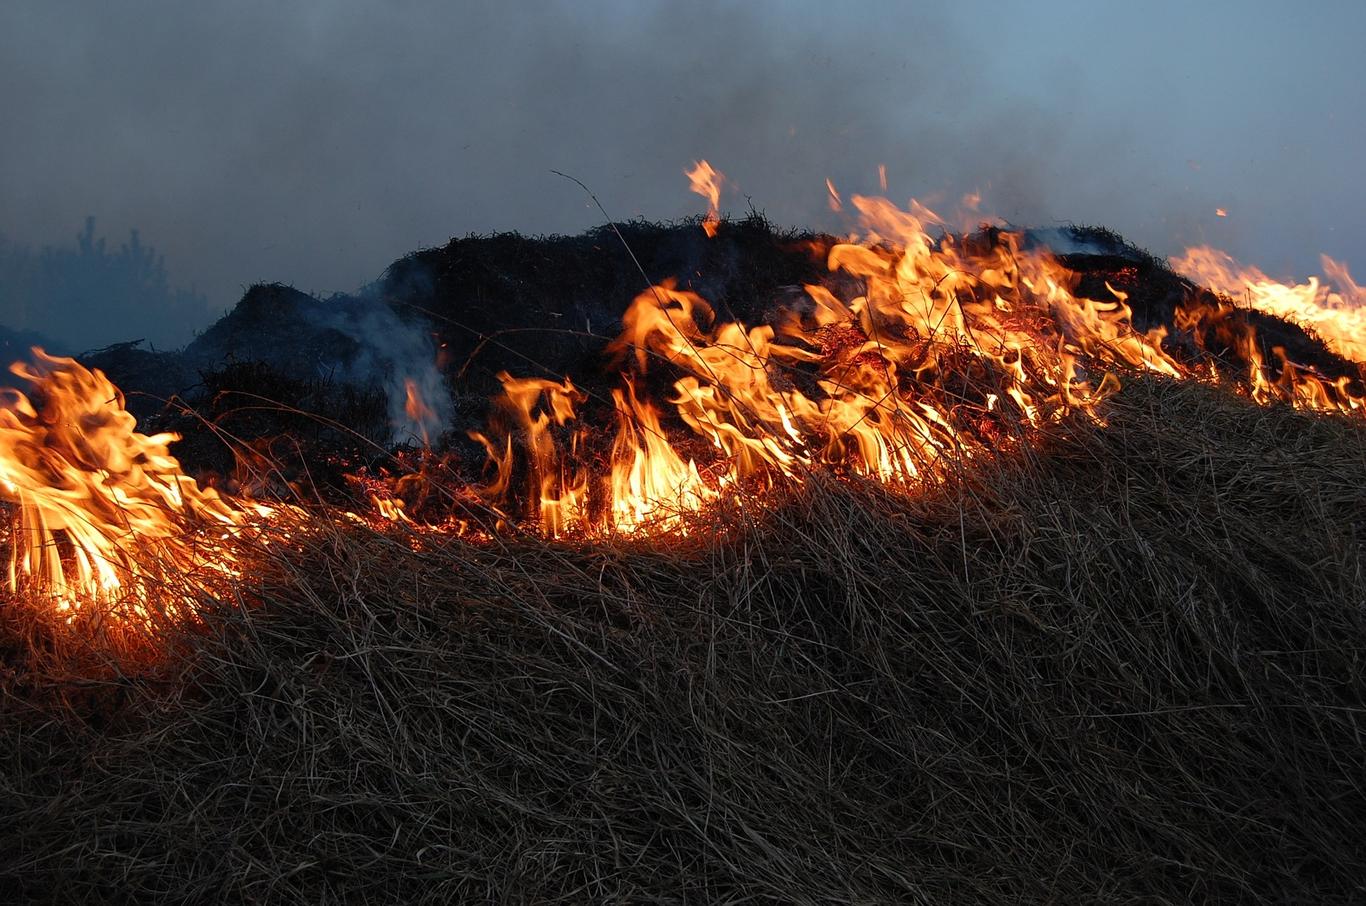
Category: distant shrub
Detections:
[{"x1": 0, "y1": 217, "x2": 207, "y2": 352}]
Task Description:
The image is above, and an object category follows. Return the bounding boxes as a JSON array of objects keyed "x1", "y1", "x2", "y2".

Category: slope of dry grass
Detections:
[{"x1": 2, "y1": 377, "x2": 1365, "y2": 903}]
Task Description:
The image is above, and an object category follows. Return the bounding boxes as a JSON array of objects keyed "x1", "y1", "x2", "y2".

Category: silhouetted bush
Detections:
[{"x1": 0, "y1": 217, "x2": 207, "y2": 351}]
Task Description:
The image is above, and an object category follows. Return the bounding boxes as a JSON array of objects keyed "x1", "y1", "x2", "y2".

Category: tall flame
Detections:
[
  {"x1": 470, "y1": 191, "x2": 1213, "y2": 533},
  {"x1": 0, "y1": 350, "x2": 273, "y2": 635},
  {"x1": 686, "y1": 160, "x2": 724, "y2": 238}
]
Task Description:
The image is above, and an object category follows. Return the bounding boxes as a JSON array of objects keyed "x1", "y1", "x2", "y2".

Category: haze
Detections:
[{"x1": 1, "y1": 0, "x2": 1362, "y2": 351}]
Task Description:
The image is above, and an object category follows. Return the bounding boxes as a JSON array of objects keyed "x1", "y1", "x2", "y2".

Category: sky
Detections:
[{"x1": 1, "y1": 0, "x2": 1362, "y2": 349}]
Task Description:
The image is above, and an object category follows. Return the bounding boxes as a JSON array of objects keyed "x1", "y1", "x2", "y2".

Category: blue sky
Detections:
[{"x1": 1, "y1": 0, "x2": 1362, "y2": 346}]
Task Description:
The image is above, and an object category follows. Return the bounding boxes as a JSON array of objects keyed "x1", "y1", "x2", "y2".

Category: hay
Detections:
[{"x1": 2, "y1": 377, "x2": 1365, "y2": 903}]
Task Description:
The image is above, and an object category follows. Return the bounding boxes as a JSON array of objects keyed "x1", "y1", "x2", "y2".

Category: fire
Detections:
[
  {"x1": 469, "y1": 372, "x2": 589, "y2": 536},
  {"x1": 1173, "y1": 247, "x2": 1366, "y2": 364},
  {"x1": 466, "y1": 192, "x2": 1197, "y2": 533},
  {"x1": 4, "y1": 165, "x2": 1366, "y2": 651},
  {"x1": 403, "y1": 378, "x2": 437, "y2": 446},
  {"x1": 0, "y1": 350, "x2": 276, "y2": 639},
  {"x1": 686, "y1": 160, "x2": 723, "y2": 238},
  {"x1": 462, "y1": 178, "x2": 1366, "y2": 534},
  {"x1": 609, "y1": 377, "x2": 716, "y2": 533}
]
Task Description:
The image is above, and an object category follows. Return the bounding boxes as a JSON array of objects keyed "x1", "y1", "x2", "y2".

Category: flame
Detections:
[
  {"x1": 608, "y1": 376, "x2": 715, "y2": 533},
  {"x1": 464, "y1": 178, "x2": 1366, "y2": 535},
  {"x1": 469, "y1": 372, "x2": 589, "y2": 537},
  {"x1": 403, "y1": 377, "x2": 437, "y2": 446},
  {"x1": 687, "y1": 160, "x2": 724, "y2": 238},
  {"x1": 468, "y1": 191, "x2": 1207, "y2": 533},
  {"x1": 7, "y1": 168, "x2": 1366, "y2": 650},
  {"x1": 1173, "y1": 247, "x2": 1366, "y2": 363},
  {"x1": 0, "y1": 350, "x2": 275, "y2": 637},
  {"x1": 826, "y1": 178, "x2": 842, "y2": 212}
]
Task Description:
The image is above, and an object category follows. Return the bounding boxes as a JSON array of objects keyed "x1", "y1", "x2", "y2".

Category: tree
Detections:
[{"x1": 0, "y1": 218, "x2": 208, "y2": 352}]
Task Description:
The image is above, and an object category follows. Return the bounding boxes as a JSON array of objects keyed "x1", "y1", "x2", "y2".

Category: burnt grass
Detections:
[{"x1": 2, "y1": 376, "x2": 1366, "y2": 903}]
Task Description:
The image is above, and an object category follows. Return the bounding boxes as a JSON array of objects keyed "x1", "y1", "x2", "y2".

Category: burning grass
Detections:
[{"x1": 2, "y1": 376, "x2": 1364, "y2": 903}]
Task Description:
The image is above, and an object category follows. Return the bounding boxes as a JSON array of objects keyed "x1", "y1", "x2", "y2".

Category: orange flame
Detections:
[
  {"x1": 468, "y1": 189, "x2": 1212, "y2": 533},
  {"x1": 403, "y1": 378, "x2": 436, "y2": 446},
  {"x1": 0, "y1": 350, "x2": 276, "y2": 637},
  {"x1": 1173, "y1": 247, "x2": 1366, "y2": 363},
  {"x1": 7, "y1": 167, "x2": 1366, "y2": 648},
  {"x1": 463, "y1": 174, "x2": 1366, "y2": 535},
  {"x1": 686, "y1": 160, "x2": 724, "y2": 238}
]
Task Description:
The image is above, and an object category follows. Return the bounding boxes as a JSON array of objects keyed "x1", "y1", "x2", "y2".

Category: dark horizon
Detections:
[{"x1": 2, "y1": 1, "x2": 1362, "y2": 352}]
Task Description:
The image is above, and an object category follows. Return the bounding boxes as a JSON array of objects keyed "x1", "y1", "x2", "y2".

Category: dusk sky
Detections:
[{"x1": 1, "y1": 0, "x2": 1362, "y2": 348}]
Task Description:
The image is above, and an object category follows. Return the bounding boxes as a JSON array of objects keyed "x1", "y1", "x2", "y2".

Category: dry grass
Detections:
[{"x1": 2, "y1": 377, "x2": 1365, "y2": 903}]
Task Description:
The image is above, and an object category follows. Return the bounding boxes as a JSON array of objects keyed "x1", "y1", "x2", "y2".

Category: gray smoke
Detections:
[
  {"x1": 0, "y1": 1, "x2": 1361, "y2": 352},
  {"x1": 316, "y1": 299, "x2": 451, "y2": 445}
]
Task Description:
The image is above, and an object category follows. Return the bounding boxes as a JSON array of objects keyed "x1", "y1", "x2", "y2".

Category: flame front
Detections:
[
  {"x1": 1174, "y1": 246, "x2": 1366, "y2": 364},
  {"x1": 467, "y1": 183, "x2": 1216, "y2": 533},
  {"x1": 4, "y1": 164, "x2": 1365, "y2": 650},
  {"x1": 0, "y1": 350, "x2": 272, "y2": 637},
  {"x1": 464, "y1": 168, "x2": 1364, "y2": 534}
]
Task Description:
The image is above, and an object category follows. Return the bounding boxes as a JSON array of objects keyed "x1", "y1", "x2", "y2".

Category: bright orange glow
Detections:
[
  {"x1": 609, "y1": 376, "x2": 715, "y2": 533},
  {"x1": 686, "y1": 160, "x2": 724, "y2": 238},
  {"x1": 0, "y1": 350, "x2": 277, "y2": 639},
  {"x1": 6, "y1": 167, "x2": 1366, "y2": 648},
  {"x1": 1174, "y1": 246, "x2": 1366, "y2": 363},
  {"x1": 462, "y1": 180, "x2": 1365, "y2": 535},
  {"x1": 466, "y1": 189, "x2": 1231, "y2": 534}
]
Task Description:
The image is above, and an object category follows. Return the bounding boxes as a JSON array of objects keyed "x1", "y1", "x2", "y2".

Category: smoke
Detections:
[
  {"x1": 0, "y1": 1, "x2": 1362, "y2": 351},
  {"x1": 315, "y1": 298, "x2": 451, "y2": 445}
]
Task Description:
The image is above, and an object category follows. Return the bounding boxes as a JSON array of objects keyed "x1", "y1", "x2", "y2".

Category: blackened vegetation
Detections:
[
  {"x1": 376, "y1": 212, "x2": 830, "y2": 396},
  {"x1": 82, "y1": 214, "x2": 837, "y2": 498}
]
